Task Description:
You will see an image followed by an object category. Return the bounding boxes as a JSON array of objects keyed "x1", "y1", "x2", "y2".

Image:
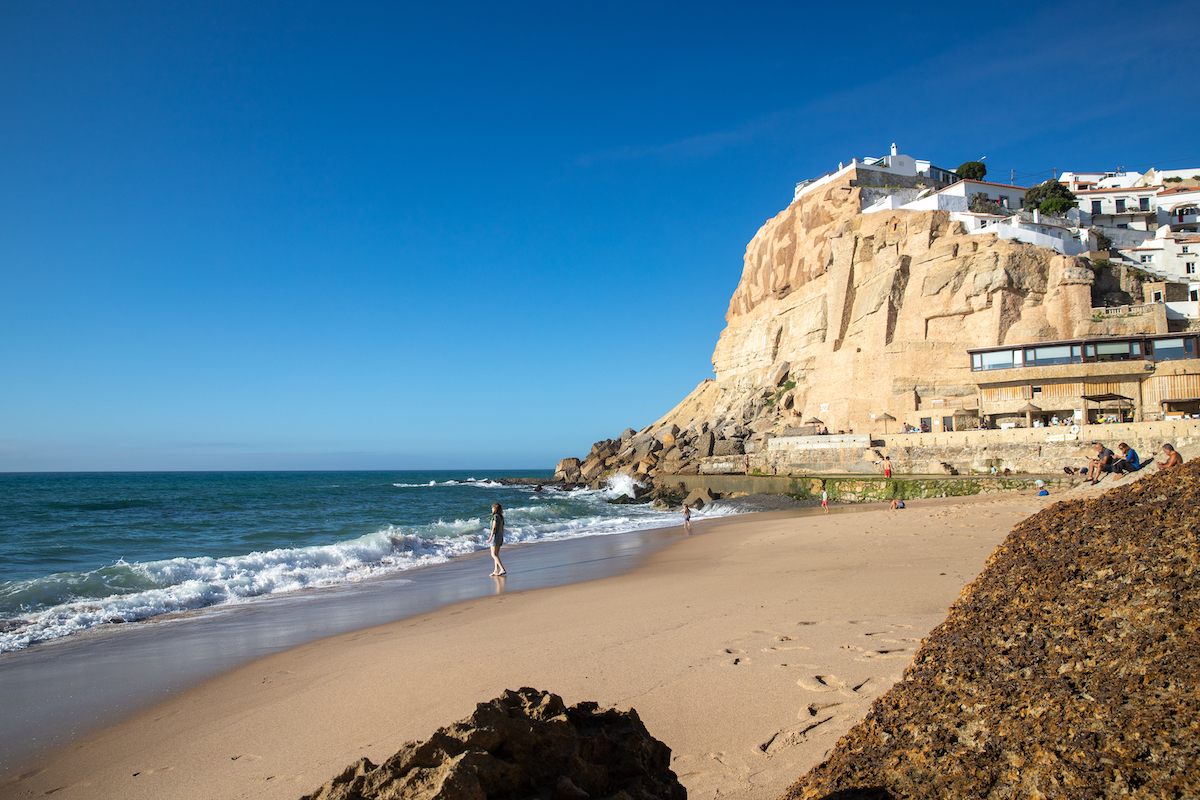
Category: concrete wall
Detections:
[{"x1": 703, "y1": 421, "x2": 1199, "y2": 477}]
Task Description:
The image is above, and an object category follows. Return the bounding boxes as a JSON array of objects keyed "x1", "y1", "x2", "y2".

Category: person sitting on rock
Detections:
[
  {"x1": 1112, "y1": 443, "x2": 1141, "y2": 474},
  {"x1": 1088, "y1": 442, "x2": 1115, "y2": 484},
  {"x1": 1157, "y1": 443, "x2": 1183, "y2": 471}
]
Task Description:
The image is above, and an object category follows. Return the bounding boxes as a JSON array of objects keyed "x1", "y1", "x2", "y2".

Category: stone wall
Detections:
[{"x1": 660, "y1": 473, "x2": 1073, "y2": 502}]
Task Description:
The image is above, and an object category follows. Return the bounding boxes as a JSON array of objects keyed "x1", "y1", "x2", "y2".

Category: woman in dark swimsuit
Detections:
[{"x1": 488, "y1": 503, "x2": 506, "y2": 576}]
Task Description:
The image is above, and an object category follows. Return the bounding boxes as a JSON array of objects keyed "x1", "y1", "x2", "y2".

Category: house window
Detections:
[
  {"x1": 1187, "y1": 263, "x2": 1196, "y2": 274},
  {"x1": 1140, "y1": 197, "x2": 1150, "y2": 211},
  {"x1": 1191, "y1": 289, "x2": 1198, "y2": 301},
  {"x1": 1141, "y1": 255, "x2": 1154, "y2": 263},
  {"x1": 1183, "y1": 246, "x2": 1191, "y2": 253},
  {"x1": 1116, "y1": 199, "x2": 1127, "y2": 213},
  {"x1": 1091, "y1": 200, "x2": 1102, "y2": 213},
  {"x1": 1153, "y1": 291, "x2": 1164, "y2": 302}
]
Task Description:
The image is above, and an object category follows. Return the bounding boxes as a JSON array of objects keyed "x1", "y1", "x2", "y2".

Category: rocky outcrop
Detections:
[
  {"x1": 779, "y1": 459, "x2": 1200, "y2": 800},
  {"x1": 301, "y1": 688, "x2": 685, "y2": 800}
]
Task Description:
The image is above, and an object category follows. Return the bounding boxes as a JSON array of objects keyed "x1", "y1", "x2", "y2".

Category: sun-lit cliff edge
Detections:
[{"x1": 655, "y1": 168, "x2": 1095, "y2": 438}]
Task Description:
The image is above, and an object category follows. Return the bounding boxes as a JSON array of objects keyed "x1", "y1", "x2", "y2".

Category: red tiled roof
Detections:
[
  {"x1": 1074, "y1": 186, "x2": 1159, "y2": 194},
  {"x1": 935, "y1": 179, "x2": 1030, "y2": 195}
]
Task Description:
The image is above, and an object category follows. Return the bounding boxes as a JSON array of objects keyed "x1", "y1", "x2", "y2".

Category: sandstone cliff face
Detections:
[{"x1": 660, "y1": 171, "x2": 1096, "y2": 437}]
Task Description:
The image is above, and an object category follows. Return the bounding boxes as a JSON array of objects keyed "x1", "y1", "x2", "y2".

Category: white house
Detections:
[
  {"x1": 1075, "y1": 185, "x2": 1160, "y2": 231},
  {"x1": 1156, "y1": 187, "x2": 1200, "y2": 233},
  {"x1": 1058, "y1": 171, "x2": 1110, "y2": 192},
  {"x1": 794, "y1": 144, "x2": 959, "y2": 202},
  {"x1": 1123, "y1": 227, "x2": 1200, "y2": 283},
  {"x1": 935, "y1": 178, "x2": 1029, "y2": 210}
]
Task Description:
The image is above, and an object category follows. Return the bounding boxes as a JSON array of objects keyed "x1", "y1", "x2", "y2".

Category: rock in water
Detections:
[
  {"x1": 301, "y1": 688, "x2": 687, "y2": 800},
  {"x1": 781, "y1": 460, "x2": 1200, "y2": 800}
]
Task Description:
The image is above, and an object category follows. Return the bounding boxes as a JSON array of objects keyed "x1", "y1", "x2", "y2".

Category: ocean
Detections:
[{"x1": 0, "y1": 470, "x2": 726, "y2": 653}]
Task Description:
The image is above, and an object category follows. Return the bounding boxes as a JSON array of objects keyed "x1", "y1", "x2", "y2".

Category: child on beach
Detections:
[
  {"x1": 682, "y1": 504, "x2": 691, "y2": 532},
  {"x1": 487, "y1": 503, "x2": 506, "y2": 576},
  {"x1": 821, "y1": 489, "x2": 828, "y2": 513}
]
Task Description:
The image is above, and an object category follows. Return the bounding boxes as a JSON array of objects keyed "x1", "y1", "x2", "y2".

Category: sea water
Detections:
[{"x1": 0, "y1": 470, "x2": 731, "y2": 652}]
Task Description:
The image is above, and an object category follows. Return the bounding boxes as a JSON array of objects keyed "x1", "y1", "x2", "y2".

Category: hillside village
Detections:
[
  {"x1": 555, "y1": 146, "x2": 1200, "y2": 490},
  {"x1": 805, "y1": 145, "x2": 1200, "y2": 315}
]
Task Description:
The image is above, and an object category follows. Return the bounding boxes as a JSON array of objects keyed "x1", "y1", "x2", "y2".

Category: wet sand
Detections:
[{"x1": 0, "y1": 493, "x2": 1053, "y2": 800}]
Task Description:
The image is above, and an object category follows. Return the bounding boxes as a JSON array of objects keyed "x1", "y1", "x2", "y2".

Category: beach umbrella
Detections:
[
  {"x1": 804, "y1": 417, "x2": 823, "y2": 426},
  {"x1": 1018, "y1": 402, "x2": 1042, "y2": 428},
  {"x1": 878, "y1": 412, "x2": 896, "y2": 434}
]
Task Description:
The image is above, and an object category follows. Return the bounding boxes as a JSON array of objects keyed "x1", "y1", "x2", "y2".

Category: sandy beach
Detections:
[{"x1": 2, "y1": 492, "x2": 1055, "y2": 800}]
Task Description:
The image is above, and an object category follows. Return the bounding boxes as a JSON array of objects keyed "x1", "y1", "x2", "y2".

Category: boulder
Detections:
[
  {"x1": 723, "y1": 424, "x2": 749, "y2": 439},
  {"x1": 300, "y1": 688, "x2": 686, "y2": 800},
  {"x1": 554, "y1": 458, "x2": 582, "y2": 482},
  {"x1": 683, "y1": 487, "x2": 718, "y2": 508},
  {"x1": 580, "y1": 457, "x2": 606, "y2": 481},
  {"x1": 713, "y1": 439, "x2": 745, "y2": 456},
  {"x1": 767, "y1": 360, "x2": 792, "y2": 387},
  {"x1": 660, "y1": 432, "x2": 676, "y2": 448},
  {"x1": 619, "y1": 427, "x2": 638, "y2": 442},
  {"x1": 696, "y1": 431, "x2": 716, "y2": 458}
]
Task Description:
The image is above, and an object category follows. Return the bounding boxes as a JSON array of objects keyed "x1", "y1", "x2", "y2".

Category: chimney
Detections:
[{"x1": 891, "y1": 143, "x2": 898, "y2": 156}]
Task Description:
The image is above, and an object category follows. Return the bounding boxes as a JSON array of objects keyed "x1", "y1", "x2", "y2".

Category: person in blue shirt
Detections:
[{"x1": 1113, "y1": 442, "x2": 1141, "y2": 474}]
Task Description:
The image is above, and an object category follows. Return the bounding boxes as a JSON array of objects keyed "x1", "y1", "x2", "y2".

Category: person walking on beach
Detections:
[
  {"x1": 487, "y1": 503, "x2": 506, "y2": 576},
  {"x1": 883, "y1": 456, "x2": 893, "y2": 479},
  {"x1": 821, "y1": 489, "x2": 828, "y2": 514},
  {"x1": 682, "y1": 504, "x2": 691, "y2": 533}
]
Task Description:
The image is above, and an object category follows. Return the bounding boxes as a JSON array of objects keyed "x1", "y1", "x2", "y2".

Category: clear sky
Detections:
[{"x1": 3, "y1": 1, "x2": 1198, "y2": 471}]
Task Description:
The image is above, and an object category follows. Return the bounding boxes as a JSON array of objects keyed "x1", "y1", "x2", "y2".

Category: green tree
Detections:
[
  {"x1": 1024, "y1": 179, "x2": 1077, "y2": 215},
  {"x1": 957, "y1": 161, "x2": 987, "y2": 180}
]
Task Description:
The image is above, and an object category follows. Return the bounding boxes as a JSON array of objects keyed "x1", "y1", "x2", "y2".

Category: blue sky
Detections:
[{"x1": 3, "y1": 1, "x2": 1198, "y2": 471}]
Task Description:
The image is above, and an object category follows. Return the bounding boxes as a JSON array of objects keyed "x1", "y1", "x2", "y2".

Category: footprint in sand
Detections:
[
  {"x1": 805, "y1": 701, "x2": 843, "y2": 717},
  {"x1": 796, "y1": 674, "x2": 845, "y2": 692},
  {"x1": 230, "y1": 754, "x2": 263, "y2": 762},
  {"x1": 860, "y1": 647, "x2": 910, "y2": 660},
  {"x1": 261, "y1": 670, "x2": 296, "y2": 685},
  {"x1": 721, "y1": 648, "x2": 748, "y2": 666},
  {"x1": 851, "y1": 677, "x2": 887, "y2": 696},
  {"x1": 760, "y1": 714, "x2": 838, "y2": 754},
  {"x1": 131, "y1": 766, "x2": 175, "y2": 777}
]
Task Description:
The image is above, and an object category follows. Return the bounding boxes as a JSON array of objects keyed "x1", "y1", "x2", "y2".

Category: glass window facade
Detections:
[{"x1": 969, "y1": 336, "x2": 1197, "y2": 371}]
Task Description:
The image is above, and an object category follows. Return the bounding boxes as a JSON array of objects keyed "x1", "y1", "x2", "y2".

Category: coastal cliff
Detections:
[
  {"x1": 556, "y1": 170, "x2": 1100, "y2": 485},
  {"x1": 667, "y1": 173, "x2": 1094, "y2": 436}
]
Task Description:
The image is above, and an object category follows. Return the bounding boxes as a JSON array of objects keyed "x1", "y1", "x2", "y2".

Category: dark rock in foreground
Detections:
[
  {"x1": 782, "y1": 460, "x2": 1200, "y2": 800},
  {"x1": 301, "y1": 688, "x2": 686, "y2": 800}
]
